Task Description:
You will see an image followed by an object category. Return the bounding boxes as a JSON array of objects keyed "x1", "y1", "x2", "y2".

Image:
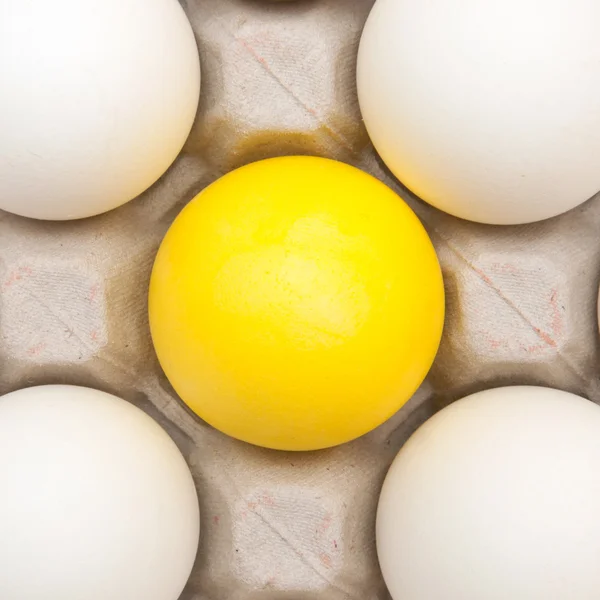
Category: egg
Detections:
[
  {"x1": 357, "y1": 0, "x2": 600, "y2": 225},
  {"x1": 377, "y1": 386, "x2": 600, "y2": 600},
  {"x1": 149, "y1": 156, "x2": 445, "y2": 451},
  {"x1": 0, "y1": 0, "x2": 200, "y2": 220},
  {"x1": 0, "y1": 385, "x2": 200, "y2": 600}
]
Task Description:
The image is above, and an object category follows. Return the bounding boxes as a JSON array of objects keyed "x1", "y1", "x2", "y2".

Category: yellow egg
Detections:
[{"x1": 149, "y1": 157, "x2": 444, "y2": 451}]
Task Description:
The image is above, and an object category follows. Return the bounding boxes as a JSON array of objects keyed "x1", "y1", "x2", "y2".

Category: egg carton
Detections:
[{"x1": 1, "y1": 0, "x2": 600, "y2": 598}]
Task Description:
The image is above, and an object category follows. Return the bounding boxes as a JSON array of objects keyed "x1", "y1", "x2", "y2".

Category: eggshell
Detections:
[
  {"x1": 357, "y1": 0, "x2": 600, "y2": 224},
  {"x1": 149, "y1": 156, "x2": 445, "y2": 451},
  {"x1": 0, "y1": 0, "x2": 200, "y2": 220},
  {"x1": 0, "y1": 385, "x2": 200, "y2": 600},
  {"x1": 377, "y1": 386, "x2": 600, "y2": 600}
]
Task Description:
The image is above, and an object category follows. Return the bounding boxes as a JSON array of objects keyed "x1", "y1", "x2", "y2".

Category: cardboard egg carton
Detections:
[{"x1": 1, "y1": 0, "x2": 599, "y2": 597}]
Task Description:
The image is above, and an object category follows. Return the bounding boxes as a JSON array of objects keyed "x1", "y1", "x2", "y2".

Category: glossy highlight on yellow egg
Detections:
[{"x1": 149, "y1": 156, "x2": 444, "y2": 451}]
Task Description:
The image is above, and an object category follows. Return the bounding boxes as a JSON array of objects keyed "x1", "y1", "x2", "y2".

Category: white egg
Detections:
[
  {"x1": 377, "y1": 386, "x2": 600, "y2": 600},
  {"x1": 0, "y1": 0, "x2": 200, "y2": 220},
  {"x1": 357, "y1": 0, "x2": 600, "y2": 225},
  {"x1": 0, "y1": 385, "x2": 200, "y2": 600}
]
